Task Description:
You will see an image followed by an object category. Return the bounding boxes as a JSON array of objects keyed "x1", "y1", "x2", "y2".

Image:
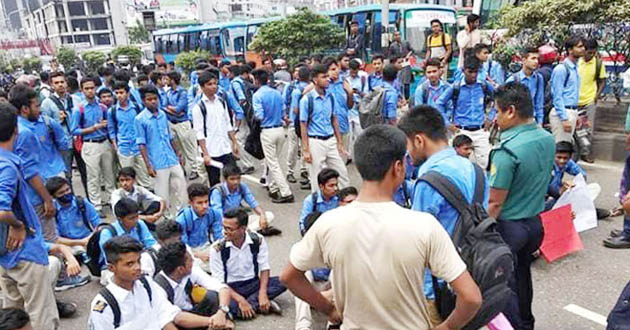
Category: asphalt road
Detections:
[{"x1": 55, "y1": 154, "x2": 629, "y2": 330}]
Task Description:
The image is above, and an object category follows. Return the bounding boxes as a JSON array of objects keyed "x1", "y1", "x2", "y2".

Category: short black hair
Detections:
[
  {"x1": 224, "y1": 207, "x2": 249, "y2": 227},
  {"x1": 118, "y1": 166, "x2": 136, "y2": 180},
  {"x1": 240, "y1": 64, "x2": 252, "y2": 74},
  {"x1": 323, "y1": 56, "x2": 338, "y2": 69},
  {"x1": 398, "y1": 105, "x2": 447, "y2": 141},
  {"x1": 229, "y1": 65, "x2": 241, "y2": 76},
  {"x1": 430, "y1": 19, "x2": 443, "y2": 28},
  {"x1": 310, "y1": 64, "x2": 328, "y2": 81},
  {"x1": 317, "y1": 168, "x2": 339, "y2": 186},
  {"x1": 467, "y1": 14, "x2": 480, "y2": 25},
  {"x1": 584, "y1": 38, "x2": 598, "y2": 51},
  {"x1": 372, "y1": 54, "x2": 384, "y2": 62},
  {"x1": 310, "y1": 54, "x2": 323, "y2": 62},
  {"x1": 337, "y1": 53, "x2": 350, "y2": 61},
  {"x1": 425, "y1": 57, "x2": 442, "y2": 69},
  {"x1": 252, "y1": 68, "x2": 270, "y2": 85},
  {"x1": 157, "y1": 242, "x2": 187, "y2": 275},
  {"x1": 0, "y1": 102, "x2": 18, "y2": 142},
  {"x1": 187, "y1": 183, "x2": 209, "y2": 200},
  {"x1": 354, "y1": 125, "x2": 407, "y2": 181},
  {"x1": 155, "y1": 220, "x2": 181, "y2": 241},
  {"x1": 196, "y1": 63, "x2": 210, "y2": 71},
  {"x1": 113, "y1": 80, "x2": 130, "y2": 92},
  {"x1": 8, "y1": 84, "x2": 37, "y2": 111},
  {"x1": 149, "y1": 71, "x2": 163, "y2": 84},
  {"x1": 137, "y1": 74, "x2": 149, "y2": 83},
  {"x1": 297, "y1": 66, "x2": 310, "y2": 81},
  {"x1": 452, "y1": 134, "x2": 473, "y2": 148},
  {"x1": 565, "y1": 35, "x2": 585, "y2": 53},
  {"x1": 222, "y1": 163, "x2": 241, "y2": 179},
  {"x1": 113, "y1": 69, "x2": 131, "y2": 83},
  {"x1": 40, "y1": 71, "x2": 50, "y2": 82},
  {"x1": 383, "y1": 64, "x2": 397, "y2": 82},
  {"x1": 98, "y1": 88, "x2": 112, "y2": 98},
  {"x1": 104, "y1": 236, "x2": 143, "y2": 264},
  {"x1": 167, "y1": 71, "x2": 181, "y2": 85},
  {"x1": 67, "y1": 76, "x2": 79, "y2": 93},
  {"x1": 50, "y1": 71, "x2": 65, "y2": 81},
  {"x1": 158, "y1": 63, "x2": 167, "y2": 68},
  {"x1": 494, "y1": 82, "x2": 534, "y2": 119},
  {"x1": 349, "y1": 59, "x2": 360, "y2": 70},
  {"x1": 556, "y1": 141, "x2": 574, "y2": 154},
  {"x1": 114, "y1": 198, "x2": 139, "y2": 219},
  {"x1": 80, "y1": 75, "x2": 99, "y2": 88},
  {"x1": 338, "y1": 186, "x2": 358, "y2": 200},
  {"x1": 474, "y1": 43, "x2": 491, "y2": 54},
  {"x1": 45, "y1": 176, "x2": 69, "y2": 196},
  {"x1": 521, "y1": 47, "x2": 539, "y2": 58},
  {"x1": 464, "y1": 56, "x2": 481, "y2": 71},
  {"x1": 139, "y1": 84, "x2": 159, "y2": 100},
  {"x1": 0, "y1": 308, "x2": 30, "y2": 329},
  {"x1": 198, "y1": 71, "x2": 218, "y2": 87},
  {"x1": 389, "y1": 54, "x2": 401, "y2": 63},
  {"x1": 141, "y1": 65, "x2": 153, "y2": 75}
]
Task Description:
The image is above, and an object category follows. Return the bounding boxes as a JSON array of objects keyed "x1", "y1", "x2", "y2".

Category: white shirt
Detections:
[
  {"x1": 155, "y1": 270, "x2": 227, "y2": 311},
  {"x1": 140, "y1": 243, "x2": 209, "y2": 279},
  {"x1": 192, "y1": 94, "x2": 234, "y2": 157},
  {"x1": 456, "y1": 28, "x2": 483, "y2": 68},
  {"x1": 88, "y1": 277, "x2": 180, "y2": 330},
  {"x1": 111, "y1": 186, "x2": 162, "y2": 217},
  {"x1": 210, "y1": 233, "x2": 271, "y2": 283}
]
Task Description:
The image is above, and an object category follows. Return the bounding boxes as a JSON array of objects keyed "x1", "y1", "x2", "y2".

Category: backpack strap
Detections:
[
  {"x1": 98, "y1": 287, "x2": 121, "y2": 328},
  {"x1": 199, "y1": 101, "x2": 208, "y2": 138},
  {"x1": 76, "y1": 196, "x2": 93, "y2": 232},
  {"x1": 422, "y1": 81, "x2": 430, "y2": 104},
  {"x1": 452, "y1": 82, "x2": 461, "y2": 109},
  {"x1": 311, "y1": 192, "x2": 318, "y2": 214},
  {"x1": 79, "y1": 105, "x2": 85, "y2": 128},
  {"x1": 112, "y1": 106, "x2": 118, "y2": 140},
  {"x1": 418, "y1": 171, "x2": 470, "y2": 217},
  {"x1": 184, "y1": 278, "x2": 193, "y2": 301},
  {"x1": 472, "y1": 164, "x2": 485, "y2": 205},
  {"x1": 248, "y1": 231, "x2": 261, "y2": 279},
  {"x1": 595, "y1": 57, "x2": 603, "y2": 83},
  {"x1": 139, "y1": 276, "x2": 153, "y2": 303},
  {"x1": 42, "y1": 115, "x2": 57, "y2": 146},
  {"x1": 563, "y1": 62, "x2": 571, "y2": 89},
  {"x1": 153, "y1": 273, "x2": 175, "y2": 303},
  {"x1": 145, "y1": 247, "x2": 158, "y2": 275},
  {"x1": 218, "y1": 240, "x2": 230, "y2": 283},
  {"x1": 307, "y1": 94, "x2": 314, "y2": 128}
]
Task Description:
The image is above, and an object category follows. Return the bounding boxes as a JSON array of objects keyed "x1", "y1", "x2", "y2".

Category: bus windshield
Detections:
[
  {"x1": 404, "y1": 9, "x2": 457, "y2": 56},
  {"x1": 222, "y1": 26, "x2": 246, "y2": 57}
]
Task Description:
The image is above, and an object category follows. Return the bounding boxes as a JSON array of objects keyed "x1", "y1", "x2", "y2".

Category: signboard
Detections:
[
  {"x1": 125, "y1": 0, "x2": 200, "y2": 27},
  {"x1": 405, "y1": 10, "x2": 457, "y2": 28}
]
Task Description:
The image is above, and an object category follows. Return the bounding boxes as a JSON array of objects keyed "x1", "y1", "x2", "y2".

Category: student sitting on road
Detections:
[
  {"x1": 545, "y1": 141, "x2": 587, "y2": 210},
  {"x1": 154, "y1": 242, "x2": 234, "y2": 328},
  {"x1": 111, "y1": 167, "x2": 165, "y2": 231},
  {"x1": 210, "y1": 208, "x2": 287, "y2": 319},
  {"x1": 98, "y1": 198, "x2": 157, "y2": 285},
  {"x1": 209, "y1": 164, "x2": 278, "y2": 235},
  {"x1": 338, "y1": 186, "x2": 358, "y2": 206},
  {"x1": 298, "y1": 168, "x2": 340, "y2": 235},
  {"x1": 453, "y1": 134, "x2": 474, "y2": 159},
  {"x1": 89, "y1": 236, "x2": 229, "y2": 330}
]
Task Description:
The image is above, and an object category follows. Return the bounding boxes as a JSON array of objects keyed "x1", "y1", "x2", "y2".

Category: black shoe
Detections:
[
  {"x1": 596, "y1": 208, "x2": 611, "y2": 220},
  {"x1": 286, "y1": 173, "x2": 297, "y2": 183},
  {"x1": 300, "y1": 181, "x2": 311, "y2": 190},
  {"x1": 268, "y1": 190, "x2": 279, "y2": 199},
  {"x1": 610, "y1": 229, "x2": 623, "y2": 238},
  {"x1": 57, "y1": 301, "x2": 77, "y2": 318},
  {"x1": 300, "y1": 171, "x2": 309, "y2": 180},
  {"x1": 187, "y1": 171, "x2": 200, "y2": 181},
  {"x1": 346, "y1": 158, "x2": 353, "y2": 166},
  {"x1": 581, "y1": 155, "x2": 595, "y2": 164},
  {"x1": 259, "y1": 177, "x2": 267, "y2": 185},
  {"x1": 272, "y1": 194, "x2": 295, "y2": 204},
  {"x1": 603, "y1": 235, "x2": 630, "y2": 249},
  {"x1": 258, "y1": 226, "x2": 282, "y2": 236},
  {"x1": 242, "y1": 166, "x2": 255, "y2": 175}
]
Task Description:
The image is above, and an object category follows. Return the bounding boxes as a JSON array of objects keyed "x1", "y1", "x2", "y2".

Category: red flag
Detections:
[{"x1": 540, "y1": 204, "x2": 584, "y2": 263}]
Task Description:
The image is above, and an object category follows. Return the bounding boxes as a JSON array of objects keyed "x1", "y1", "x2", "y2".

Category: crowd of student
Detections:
[{"x1": 0, "y1": 13, "x2": 627, "y2": 330}]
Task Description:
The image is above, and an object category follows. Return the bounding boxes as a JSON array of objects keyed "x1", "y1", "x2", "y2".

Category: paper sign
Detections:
[
  {"x1": 540, "y1": 204, "x2": 584, "y2": 263},
  {"x1": 552, "y1": 173, "x2": 598, "y2": 232}
]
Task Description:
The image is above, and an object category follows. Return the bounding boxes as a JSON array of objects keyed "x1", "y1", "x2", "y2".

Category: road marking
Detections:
[
  {"x1": 563, "y1": 304, "x2": 607, "y2": 326},
  {"x1": 581, "y1": 162, "x2": 623, "y2": 171}
]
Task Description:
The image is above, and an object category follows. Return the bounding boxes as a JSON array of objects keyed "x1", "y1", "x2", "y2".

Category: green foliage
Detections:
[
  {"x1": 129, "y1": 19, "x2": 151, "y2": 44},
  {"x1": 175, "y1": 50, "x2": 210, "y2": 74},
  {"x1": 57, "y1": 47, "x2": 77, "y2": 70},
  {"x1": 249, "y1": 8, "x2": 345, "y2": 65},
  {"x1": 82, "y1": 51, "x2": 107, "y2": 74},
  {"x1": 111, "y1": 46, "x2": 143, "y2": 66},
  {"x1": 22, "y1": 57, "x2": 42, "y2": 74}
]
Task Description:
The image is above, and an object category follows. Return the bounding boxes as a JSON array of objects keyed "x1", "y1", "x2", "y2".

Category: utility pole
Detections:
[{"x1": 381, "y1": 0, "x2": 389, "y2": 51}]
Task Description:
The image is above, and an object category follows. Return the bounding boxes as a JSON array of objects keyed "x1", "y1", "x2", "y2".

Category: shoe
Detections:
[
  {"x1": 300, "y1": 181, "x2": 311, "y2": 190},
  {"x1": 269, "y1": 300, "x2": 282, "y2": 315},
  {"x1": 610, "y1": 207, "x2": 624, "y2": 217},
  {"x1": 57, "y1": 301, "x2": 77, "y2": 318},
  {"x1": 603, "y1": 235, "x2": 630, "y2": 249},
  {"x1": 596, "y1": 208, "x2": 611, "y2": 220},
  {"x1": 286, "y1": 173, "x2": 297, "y2": 183},
  {"x1": 98, "y1": 210, "x2": 107, "y2": 218},
  {"x1": 272, "y1": 194, "x2": 295, "y2": 204},
  {"x1": 346, "y1": 158, "x2": 353, "y2": 166},
  {"x1": 268, "y1": 190, "x2": 279, "y2": 199},
  {"x1": 55, "y1": 274, "x2": 91, "y2": 292},
  {"x1": 242, "y1": 166, "x2": 255, "y2": 175},
  {"x1": 187, "y1": 171, "x2": 200, "y2": 181},
  {"x1": 300, "y1": 171, "x2": 309, "y2": 180},
  {"x1": 581, "y1": 155, "x2": 595, "y2": 164},
  {"x1": 610, "y1": 229, "x2": 623, "y2": 238},
  {"x1": 258, "y1": 226, "x2": 282, "y2": 236},
  {"x1": 259, "y1": 177, "x2": 267, "y2": 186}
]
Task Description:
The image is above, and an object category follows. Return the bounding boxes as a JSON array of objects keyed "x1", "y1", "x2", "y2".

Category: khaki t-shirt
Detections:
[{"x1": 289, "y1": 201, "x2": 467, "y2": 330}]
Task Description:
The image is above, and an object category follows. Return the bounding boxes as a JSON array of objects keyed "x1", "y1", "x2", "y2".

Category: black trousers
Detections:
[
  {"x1": 496, "y1": 216, "x2": 544, "y2": 330},
  {"x1": 205, "y1": 153, "x2": 237, "y2": 187},
  {"x1": 140, "y1": 201, "x2": 161, "y2": 231}
]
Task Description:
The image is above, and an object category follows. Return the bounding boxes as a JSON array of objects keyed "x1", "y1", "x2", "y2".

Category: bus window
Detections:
[
  {"x1": 189, "y1": 32, "x2": 199, "y2": 51},
  {"x1": 167, "y1": 34, "x2": 177, "y2": 53},
  {"x1": 177, "y1": 34, "x2": 185, "y2": 53},
  {"x1": 153, "y1": 36, "x2": 162, "y2": 53},
  {"x1": 182, "y1": 33, "x2": 190, "y2": 52},
  {"x1": 246, "y1": 24, "x2": 259, "y2": 50},
  {"x1": 403, "y1": 9, "x2": 457, "y2": 56},
  {"x1": 200, "y1": 31, "x2": 209, "y2": 51},
  {"x1": 332, "y1": 15, "x2": 345, "y2": 28},
  {"x1": 372, "y1": 11, "x2": 399, "y2": 54},
  {"x1": 222, "y1": 26, "x2": 245, "y2": 57},
  {"x1": 211, "y1": 35, "x2": 221, "y2": 56}
]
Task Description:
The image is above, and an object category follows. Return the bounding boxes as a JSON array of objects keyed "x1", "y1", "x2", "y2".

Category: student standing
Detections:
[
  {"x1": 285, "y1": 65, "x2": 310, "y2": 186},
  {"x1": 456, "y1": 14, "x2": 482, "y2": 68},
  {"x1": 323, "y1": 57, "x2": 354, "y2": 163},
  {"x1": 577, "y1": 38, "x2": 606, "y2": 163},
  {"x1": 506, "y1": 48, "x2": 545, "y2": 125},
  {"x1": 425, "y1": 19, "x2": 453, "y2": 79},
  {"x1": 414, "y1": 58, "x2": 452, "y2": 125}
]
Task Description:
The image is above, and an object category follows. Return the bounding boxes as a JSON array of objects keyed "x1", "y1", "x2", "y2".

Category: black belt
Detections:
[
  {"x1": 262, "y1": 124, "x2": 283, "y2": 129},
  {"x1": 456, "y1": 125, "x2": 482, "y2": 132},
  {"x1": 308, "y1": 135, "x2": 333, "y2": 140},
  {"x1": 83, "y1": 137, "x2": 107, "y2": 143},
  {"x1": 565, "y1": 106, "x2": 578, "y2": 110}
]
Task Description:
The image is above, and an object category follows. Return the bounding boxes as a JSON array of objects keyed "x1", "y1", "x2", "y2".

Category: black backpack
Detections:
[
  {"x1": 214, "y1": 231, "x2": 261, "y2": 283},
  {"x1": 154, "y1": 272, "x2": 193, "y2": 304},
  {"x1": 196, "y1": 93, "x2": 232, "y2": 138},
  {"x1": 295, "y1": 93, "x2": 335, "y2": 138},
  {"x1": 300, "y1": 192, "x2": 321, "y2": 236},
  {"x1": 418, "y1": 165, "x2": 514, "y2": 330},
  {"x1": 99, "y1": 276, "x2": 152, "y2": 328},
  {"x1": 452, "y1": 81, "x2": 493, "y2": 112},
  {"x1": 85, "y1": 222, "x2": 143, "y2": 277}
]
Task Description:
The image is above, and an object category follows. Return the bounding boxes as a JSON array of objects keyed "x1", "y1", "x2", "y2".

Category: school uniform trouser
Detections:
[
  {"x1": 286, "y1": 126, "x2": 306, "y2": 176},
  {"x1": 295, "y1": 270, "x2": 333, "y2": 330},
  {"x1": 227, "y1": 277, "x2": 287, "y2": 316},
  {"x1": 62, "y1": 147, "x2": 88, "y2": 195},
  {"x1": 349, "y1": 117, "x2": 363, "y2": 160},
  {"x1": 236, "y1": 120, "x2": 258, "y2": 169},
  {"x1": 496, "y1": 215, "x2": 544, "y2": 330},
  {"x1": 205, "y1": 153, "x2": 237, "y2": 187},
  {"x1": 82, "y1": 140, "x2": 116, "y2": 211},
  {"x1": 549, "y1": 108, "x2": 578, "y2": 143},
  {"x1": 261, "y1": 127, "x2": 292, "y2": 197},
  {"x1": 579, "y1": 103, "x2": 596, "y2": 156},
  {"x1": 458, "y1": 128, "x2": 491, "y2": 170},
  {"x1": 307, "y1": 137, "x2": 350, "y2": 193},
  {"x1": 0, "y1": 261, "x2": 60, "y2": 330},
  {"x1": 169, "y1": 121, "x2": 203, "y2": 176},
  {"x1": 154, "y1": 164, "x2": 187, "y2": 219},
  {"x1": 118, "y1": 152, "x2": 153, "y2": 190}
]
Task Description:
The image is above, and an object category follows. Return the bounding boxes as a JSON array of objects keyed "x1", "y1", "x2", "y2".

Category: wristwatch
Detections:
[{"x1": 219, "y1": 305, "x2": 233, "y2": 320}]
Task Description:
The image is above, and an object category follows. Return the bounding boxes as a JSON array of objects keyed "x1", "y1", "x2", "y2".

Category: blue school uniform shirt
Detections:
[
  {"x1": 551, "y1": 58, "x2": 581, "y2": 120},
  {"x1": 367, "y1": 74, "x2": 383, "y2": 91},
  {"x1": 176, "y1": 206, "x2": 223, "y2": 248},
  {"x1": 98, "y1": 220, "x2": 156, "y2": 266},
  {"x1": 107, "y1": 102, "x2": 140, "y2": 156},
  {"x1": 299, "y1": 89, "x2": 336, "y2": 137},
  {"x1": 70, "y1": 99, "x2": 108, "y2": 140},
  {"x1": 31, "y1": 115, "x2": 69, "y2": 179},
  {"x1": 328, "y1": 78, "x2": 350, "y2": 134},
  {"x1": 166, "y1": 86, "x2": 189, "y2": 123},
  {"x1": 506, "y1": 70, "x2": 545, "y2": 124},
  {"x1": 393, "y1": 180, "x2": 414, "y2": 207},
  {"x1": 253, "y1": 85, "x2": 284, "y2": 128},
  {"x1": 414, "y1": 80, "x2": 452, "y2": 125},
  {"x1": 346, "y1": 74, "x2": 368, "y2": 119},
  {"x1": 288, "y1": 82, "x2": 308, "y2": 123},
  {"x1": 55, "y1": 196, "x2": 101, "y2": 239},
  {"x1": 231, "y1": 77, "x2": 247, "y2": 102},
  {"x1": 298, "y1": 191, "x2": 339, "y2": 234},
  {"x1": 14, "y1": 117, "x2": 44, "y2": 206},
  {"x1": 134, "y1": 108, "x2": 178, "y2": 170},
  {"x1": 436, "y1": 80, "x2": 494, "y2": 127},
  {"x1": 210, "y1": 182, "x2": 259, "y2": 216},
  {"x1": 548, "y1": 159, "x2": 587, "y2": 198}
]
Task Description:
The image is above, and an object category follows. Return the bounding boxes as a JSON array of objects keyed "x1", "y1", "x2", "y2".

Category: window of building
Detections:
[
  {"x1": 75, "y1": 34, "x2": 90, "y2": 43},
  {"x1": 63, "y1": 36, "x2": 74, "y2": 44},
  {"x1": 89, "y1": 1, "x2": 106, "y2": 15},
  {"x1": 93, "y1": 33, "x2": 111, "y2": 45},
  {"x1": 58, "y1": 21, "x2": 68, "y2": 33},
  {"x1": 68, "y1": 2, "x2": 85, "y2": 16},
  {"x1": 91, "y1": 18, "x2": 108, "y2": 30},
  {"x1": 71, "y1": 19, "x2": 89, "y2": 31},
  {"x1": 55, "y1": 4, "x2": 65, "y2": 17}
]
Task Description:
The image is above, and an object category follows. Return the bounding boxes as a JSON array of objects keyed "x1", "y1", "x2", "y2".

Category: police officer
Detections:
[{"x1": 487, "y1": 82, "x2": 555, "y2": 330}]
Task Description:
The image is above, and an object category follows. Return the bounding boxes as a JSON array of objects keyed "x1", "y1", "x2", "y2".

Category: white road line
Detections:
[
  {"x1": 581, "y1": 162, "x2": 624, "y2": 171},
  {"x1": 563, "y1": 304, "x2": 607, "y2": 326}
]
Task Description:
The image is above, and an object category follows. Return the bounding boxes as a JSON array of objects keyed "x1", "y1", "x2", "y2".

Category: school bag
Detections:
[
  {"x1": 451, "y1": 81, "x2": 493, "y2": 111},
  {"x1": 74, "y1": 103, "x2": 108, "y2": 153},
  {"x1": 111, "y1": 101, "x2": 142, "y2": 140},
  {"x1": 85, "y1": 222, "x2": 144, "y2": 277},
  {"x1": 300, "y1": 192, "x2": 321, "y2": 236},
  {"x1": 418, "y1": 164, "x2": 514, "y2": 330},
  {"x1": 358, "y1": 87, "x2": 385, "y2": 129},
  {"x1": 98, "y1": 276, "x2": 153, "y2": 328},
  {"x1": 295, "y1": 93, "x2": 336, "y2": 138},
  {"x1": 213, "y1": 231, "x2": 262, "y2": 283}
]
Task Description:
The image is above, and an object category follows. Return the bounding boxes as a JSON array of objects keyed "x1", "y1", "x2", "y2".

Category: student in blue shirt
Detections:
[
  {"x1": 252, "y1": 68, "x2": 295, "y2": 203},
  {"x1": 149, "y1": 71, "x2": 167, "y2": 108},
  {"x1": 382, "y1": 64, "x2": 400, "y2": 125},
  {"x1": 0, "y1": 102, "x2": 60, "y2": 330},
  {"x1": 285, "y1": 65, "x2": 310, "y2": 186},
  {"x1": 9, "y1": 84, "x2": 59, "y2": 242},
  {"x1": 506, "y1": 48, "x2": 545, "y2": 124},
  {"x1": 70, "y1": 76, "x2": 116, "y2": 216},
  {"x1": 367, "y1": 54, "x2": 384, "y2": 91},
  {"x1": 452, "y1": 134, "x2": 474, "y2": 159},
  {"x1": 549, "y1": 36, "x2": 585, "y2": 143},
  {"x1": 398, "y1": 104, "x2": 488, "y2": 309},
  {"x1": 98, "y1": 88, "x2": 115, "y2": 109},
  {"x1": 436, "y1": 56, "x2": 494, "y2": 169},
  {"x1": 298, "y1": 168, "x2": 340, "y2": 234},
  {"x1": 414, "y1": 58, "x2": 452, "y2": 125},
  {"x1": 135, "y1": 84, "x2": 187, "y2": 219},
  {"x1": 231, "y1": 64, "x2": 259, "y2": 174},
  {"x1": 219, "y1": 61, "x2": 232, "y2": 91},
  {"x1": 545, "y1": 141, "x2": 587, "y2": 210},
  {"x1": 475, "y1": 43, "x2": 505, "y2": 87},
  {"x1": 98, "y1": 198, "x2": 157, "y2": 285},
  {"x1": 324, "y1": 57, "x2": 354, "y2": 163}
]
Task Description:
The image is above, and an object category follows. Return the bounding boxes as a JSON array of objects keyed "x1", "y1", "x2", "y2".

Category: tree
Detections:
[
  {"x1": 22, "y1": 57, "x2": 42, "y2": 74},
  {"x1": 57, "y1": 47, "x2": 78, "y2": 71},
  {"x1": 249, "y1": 8, "x2": 344, "y2": 65},
  {"x1": 111, "y1": 45, "x2": 143, "y2": 67},
  {"x1": 82, "y1": 51, "x2": 107, "y2": 74},
  {"x1": 175, "y1": 50, "x2": 210, "y2": 74},
  {"x1": 129, "y1": 19, "x2": 151, "y2": 44}
]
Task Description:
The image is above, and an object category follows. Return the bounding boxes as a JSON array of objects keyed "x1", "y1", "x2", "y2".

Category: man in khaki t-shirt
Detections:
[{"x1": 281, "y1": 124, "x2": 481, "y2": 330}]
